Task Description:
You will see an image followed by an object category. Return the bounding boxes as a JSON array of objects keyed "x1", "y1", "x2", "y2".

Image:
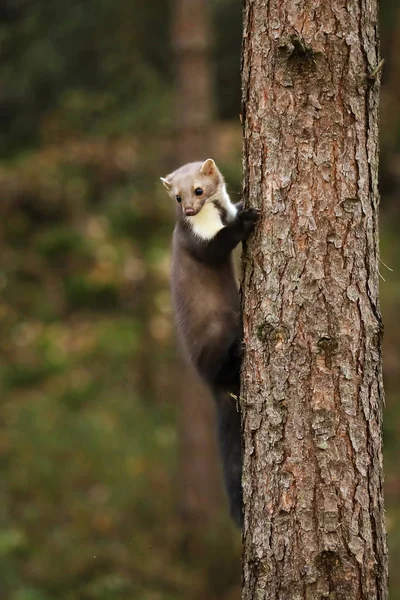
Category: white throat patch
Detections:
[
  {"x1": 188, "y1": 202, "x2": 224, "y2": 240},
  {"x1": 185, "y1": 188, "x2": 238, "y2": 241}
]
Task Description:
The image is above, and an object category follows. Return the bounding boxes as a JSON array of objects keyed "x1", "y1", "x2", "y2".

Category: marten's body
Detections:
[{"x1": 161, "y1": 159, "x2": 258, "y2": 527}]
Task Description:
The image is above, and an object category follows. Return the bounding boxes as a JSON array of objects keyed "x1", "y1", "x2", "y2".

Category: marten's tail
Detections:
[{"x1": 214, "y1": 389, "x2": 243, "y2": 528}]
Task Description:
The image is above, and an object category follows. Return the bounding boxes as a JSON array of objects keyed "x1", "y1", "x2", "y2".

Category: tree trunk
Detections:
[
  {"x1": 172, "y1": 0, "x2": 223, "y2": 531},
  {"x1": 240, "y1": 1, "x2": 388, "y2": 599}
]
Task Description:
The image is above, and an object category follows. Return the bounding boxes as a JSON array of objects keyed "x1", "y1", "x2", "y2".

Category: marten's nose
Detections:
[{"x1": 185, "y1": 208, "x2": 195, "y2": 216}]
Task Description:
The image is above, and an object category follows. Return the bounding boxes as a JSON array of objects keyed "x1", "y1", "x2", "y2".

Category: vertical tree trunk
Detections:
[
  {"x1": 241, "y1": 1, "x2": 388, "y2": 598},
  {"x1": 173, "y1": 0, "x2": 223, "y2": 530}
]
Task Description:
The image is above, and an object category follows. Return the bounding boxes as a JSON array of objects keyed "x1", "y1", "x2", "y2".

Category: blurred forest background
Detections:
[{"x1": 0, "y1": 1, "x2": 399, "y2": 599}]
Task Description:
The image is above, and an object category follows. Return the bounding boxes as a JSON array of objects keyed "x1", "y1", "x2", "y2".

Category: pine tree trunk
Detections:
[
  {"x1": 173, "y1": 0, "x2": 223, "y2": 531},
  {"x1": 240, "y1": 1, "x2": 388, "y2": 598}
]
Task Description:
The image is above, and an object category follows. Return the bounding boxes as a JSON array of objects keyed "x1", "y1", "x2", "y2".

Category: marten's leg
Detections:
[{"x1": 195, "y1": 327, "x2": 241, "y2": 389}]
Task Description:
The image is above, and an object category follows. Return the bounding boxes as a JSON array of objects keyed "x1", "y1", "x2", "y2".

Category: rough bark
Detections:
[
  {"x1": 173, "y1": 0, "x2": 223, "y2": 530},
  {"x1": 241, "y1": 1, "x2": 388, "y2": 599}
]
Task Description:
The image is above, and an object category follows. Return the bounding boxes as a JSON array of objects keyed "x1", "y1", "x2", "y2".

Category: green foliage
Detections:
[
  {"x1": 0, "y1": 0, "x2": 172, "y2": 155},
  {"x1": 0, "y1": 128, "x2": 240, "y2": 598}
]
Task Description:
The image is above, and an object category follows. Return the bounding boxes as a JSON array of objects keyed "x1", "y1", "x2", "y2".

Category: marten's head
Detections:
[{"x1": 160, "y1": 159, "x2": 224, "y2": 218}]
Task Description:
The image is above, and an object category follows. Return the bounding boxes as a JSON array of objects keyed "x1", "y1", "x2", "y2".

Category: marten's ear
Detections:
[
  {"x1": 200, "y1": 158, "x2": 217, "y2": 176},
  {"x1": 160, "y1": 177, "x2": 172, "y2": 191}
]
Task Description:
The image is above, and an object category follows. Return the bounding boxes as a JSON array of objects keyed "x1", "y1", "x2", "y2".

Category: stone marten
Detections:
[{"x1": 161, "y1": 158, "x2": 258, "y2": 527}]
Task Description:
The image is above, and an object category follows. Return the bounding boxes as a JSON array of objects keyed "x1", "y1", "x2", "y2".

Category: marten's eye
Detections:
[
  {"x1": 195, "y1": 188, "x2": 203, "y2": 196},
  {"x1": 176, "y1": 195, "x2": 182, "y2": 203}
]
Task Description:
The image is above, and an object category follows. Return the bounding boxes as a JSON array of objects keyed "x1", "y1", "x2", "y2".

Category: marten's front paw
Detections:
[
  {"x1": 238, "y1": 208, "x2": 260, "y2": 222},
  {"x1": 237, "y1": 207, "x2": 260, "y2": 236}
]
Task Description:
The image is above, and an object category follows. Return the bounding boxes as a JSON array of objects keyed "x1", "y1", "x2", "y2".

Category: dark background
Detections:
[{"x1": 0, "y1": 1, "x2": 399, "y2": 598}]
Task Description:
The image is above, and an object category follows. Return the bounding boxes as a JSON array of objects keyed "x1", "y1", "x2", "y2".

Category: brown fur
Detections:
[{"x1": 171, "y1": 224, "x2": 240, "y2": 385}]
